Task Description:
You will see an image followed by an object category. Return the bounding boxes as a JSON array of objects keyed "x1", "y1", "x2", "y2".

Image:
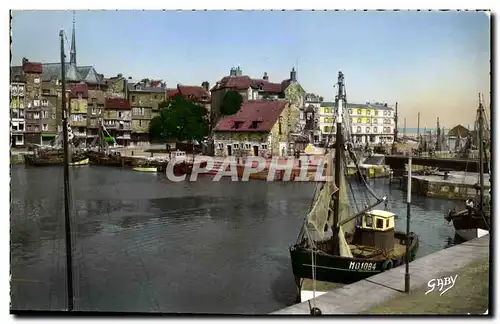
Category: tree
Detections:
[
  {"x1": 149, "y1": 95, "x2": 209, "y2": 143},
  {"x1": 220, "y1": 90, "x2": 243, "y2": 116}
]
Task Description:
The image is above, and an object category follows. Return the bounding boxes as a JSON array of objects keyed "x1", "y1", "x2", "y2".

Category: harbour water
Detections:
[{"x1": 10, "y1": 165, "x2": 459, "y2": 314}]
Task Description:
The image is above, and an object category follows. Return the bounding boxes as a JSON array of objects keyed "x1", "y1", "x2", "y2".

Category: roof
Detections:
[
  {"x1": 214, "y1": 100, "x2": 288, "y2": 132},
  {"x1": 127, "y1": 82, "x2": 167, "y2": 93},
  {"x1": 22, "y1": 62, "x2": 42, "y2": 74},
  {"x1": 167, "y1": 88, "x2": 180, "y2": 98},
  {"x1": 367, "y1": 210, "x2": 396, "y2": 218},
  {"x1": 448, "y1": 124, "x2": 471, "y2": 137},
  {"x1": 321, "y1": 102, "x2": 394, "y2": 111},
  {"x1": 211, "y1": 75, "x2": 289, "y2": 94},
  {"x1": 105, "y1": 98, "x2": 131, "y2": 110},
  {"x1": 15, "y1": 62, "x2": 106, "y2": 84},
  {"x1": 69, "y1": 83, "x2": 89, "y2": 99},
  {"x1": 178, "y1": 85, "x2": 210, "y2": 101},
  {"x1": 10, "y1": 66, "x2": 25, "y2": 82}
]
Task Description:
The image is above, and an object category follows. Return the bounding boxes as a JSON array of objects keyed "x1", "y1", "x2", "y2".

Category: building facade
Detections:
[
  {"x1": 10, "y1": 68, "x2": 26, "y2": 147},
  {"x1": 104, "y1": 98, "x2": 132, "y2": 146},
  {"x1": 127, "y1": 80, "x2": 167, "y2": 146},
  {"x1": 210, "y1": 67, "x2": 305, "y2": 132},
  {"x1": 213, "y1": 100, "x2": 300, "y2": 157},
  {"x1": 318, "y1": 101, "x2": 395, "y2": 145},
  {"x1": 303, "y1": 93, "x2": 322, "y2": 144}
]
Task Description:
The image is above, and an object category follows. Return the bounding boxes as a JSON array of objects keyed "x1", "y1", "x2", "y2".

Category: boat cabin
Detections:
[{"x1": 352, "y1": 209, "x2": 395, "y2": 251}]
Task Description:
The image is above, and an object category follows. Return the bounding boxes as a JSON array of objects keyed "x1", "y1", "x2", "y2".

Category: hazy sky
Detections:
[{"x1": 11, "y1": 10, "x2": 490, "y2": 128}]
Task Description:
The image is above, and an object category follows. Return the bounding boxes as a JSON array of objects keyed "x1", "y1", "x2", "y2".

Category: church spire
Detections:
[{"x1": 70, "y1": 11, "x2": 77, "y2": 66}]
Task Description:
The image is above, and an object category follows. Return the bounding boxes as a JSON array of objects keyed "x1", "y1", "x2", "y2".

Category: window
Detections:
[
  {"x1": 383, "y1": 111, "x2": 387, "y2": 116},
  {"x1": 261, "y1": 144, "x2": 268, "y2": 150},
  {"x1": 42, "y1": 89, "x2": 51, "y2": 96},
  {"x1": 19, "y1": 123, "x2": 24, "y2": 131},
  {"x1": 92, "y1": 108, "x2": 98, "y2": 115},
  {"x1": 132, "y1": 95, "x2": 136, "y2": 102},
  {"x1": 357, "y1": 126, "x2": 362, "y2": 133},
  {"x1": 42, "y1": 124, "x2": 48, "y2": 131},
  {"x1": 217, "y1": 143, "x2": 224, "y2": 149},
  {"x1": 387, "y1": 111, "x2": 391, "y2": 117},
  {"x1": 324, "y1": 126, "x2": 330, "y2": 133},
  {"x1": 233, "y1": 143, "x2": 240, "y2": 149},
  {"x1": 357, "y1": 118, "x2": 361, "y2": 123},
  {"x1": 34, "y1": 78, "x2": 40, "y2": 84},
  {"x1": 366, "y1": 127, "x2": 370, "y2": 133},
  {"x1": 278, "y1": 116, "x2": 283, "y2": 135},
  {"x1": 244, "y1": 143, "x2": 251, "y2": 150},
  {"x1": 376, "y1": 218, "x2": 384, "y2": 229},
  {"x1": 374, "y1": 110, "x2": 379, "y2": 116},
  {"x1": 367, "y1": 110, "x2": 371, "y2": 116},
  {"x1": 33, "y1": 112, "x2": 40, "y2": 119},
  {"x1": 357, "y1": 109, "x2": 362, "y2": 115},
  {"x1": 348, "y1": 109, "x2": 352, "y2": 114},
  {"x1": 133, "y1": 107, "x2": 144, "y2": 115},
  {"x1": 34, "y1": 125, "x2": 40, "y2": 132},
  {"x1": 365, "y1": 215, "x2": 373, "y2": 227},
  {"x1": 92, "y1": 98, "x2": 97, "y2": 105},
  {"x1": 34, "y1": 100, "x2": 40, "y2": 107},
  {"x1": 386, "y1": 219, "x2": 390, "y2": 227},
  {"x1": 20, "y1": 110, "x2": 25, "y2": 118},
  {"x1": 118, "y1": 111, "x2": 124, "y2": 118},
  {"x1": 373, "y1": 126, "x2": 378, "y2": 133}
]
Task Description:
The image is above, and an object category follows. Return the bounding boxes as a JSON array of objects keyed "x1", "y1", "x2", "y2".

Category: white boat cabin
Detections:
[{"x1": 353, "y1": 209, "x2": 396, "y2": 251}]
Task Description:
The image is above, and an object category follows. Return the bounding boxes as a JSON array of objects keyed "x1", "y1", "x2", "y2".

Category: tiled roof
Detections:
[
  {"x1": 215, "y1": 100, "x2": 288, "y2": 132},
  {"x1": 211, "y1": 75, "x2": 289, "y2": 94},
  {"x1": 69, "y1": 83, "x2": 89, "y2": 98},
  {"x1": 105, "y1": 98, "x2": 131, "y2": 110},
  {"x1": 178, "y1": 85, "x2": 210, "y2": 101},
  {"x1": 167, "y1": 88, "x2": 180, "y2": 98},
  {"x1": 22, "y1": 62, "x2": 42, "y2": 74}
]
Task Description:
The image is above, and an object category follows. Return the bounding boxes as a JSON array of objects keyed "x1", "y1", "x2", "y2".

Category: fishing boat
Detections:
[
  {"x1": 24, "y1": 144, "x2": 88, "y2": 167},
  {"x1": 133, "y1": 166, "x2": 158, "y2": 172},
  {"x1": 445, "y1": 94, "x2": 491, "y2": 241},
  {"x1": 69, "y1": 158, "x2": 89, "y2": 166},
  {"x1": 289, "y1": 72, "x2": 419, "y2": 302}
]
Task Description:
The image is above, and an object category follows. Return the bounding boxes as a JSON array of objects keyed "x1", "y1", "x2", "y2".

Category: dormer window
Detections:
[
  {"x1": 250, "y1": 121, "x2": 261, "y2": 129},
  {"x1": 258, "y1": 83, "x2": 264, "y2": 91},
  {"x1": 232, "y1": 121, "x2": 244, "y2": 129}
]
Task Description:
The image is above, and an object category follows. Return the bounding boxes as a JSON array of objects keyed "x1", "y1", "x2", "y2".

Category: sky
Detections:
[{"x1": 11, "y1": 10, "x2": 490, "y2": 128}]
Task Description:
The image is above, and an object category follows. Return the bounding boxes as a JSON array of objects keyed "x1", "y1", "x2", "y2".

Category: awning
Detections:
[{"x1": 41, "y1": 133, "x2": 57, "y2": 138}]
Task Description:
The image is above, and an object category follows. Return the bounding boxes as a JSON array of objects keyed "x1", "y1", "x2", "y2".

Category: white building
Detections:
[
  {"x1": 318, "y1": 101, "x2": 395, "y2": 145},
  {"x1": 303, "y1": 93, "x2": 322, "y2": 144}
]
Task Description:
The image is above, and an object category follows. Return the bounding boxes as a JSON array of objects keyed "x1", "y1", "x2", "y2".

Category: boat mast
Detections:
[
  {"x1": 477, "y1": 93, "x2": 485, "y2": 215},
  {"x1": 332, "y1": 72, "x2": 345, "y2": 237},
  {"x1": 60, "y1": 30, "x2": 74, "y2": 311}
]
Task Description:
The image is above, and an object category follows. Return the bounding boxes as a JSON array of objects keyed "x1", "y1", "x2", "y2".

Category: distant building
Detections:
[
  {"x1": 104, "y1": 98, "x2": 132, "y2": 146},
  {"x1": 213, "y1": 100, "x2": 300, "y2": 157},
  {"x1": 166, "y1": 83, "x2": 211, "y2": 111},
  {"x1": 318, "y1": 101, "x2": 395, "y2": 145},
  {"x1": 127, "y1": 79, "x2": 167, "y2": 146},
  {"x1": 10, "y1": 67, "x2": 26, "y2": 147},
  {"x1": 303, "y1": 93, "x2": 323, "y2": 144},
  {"x1": 210, "y1": 67, "x2": 305, "y2": 132}
]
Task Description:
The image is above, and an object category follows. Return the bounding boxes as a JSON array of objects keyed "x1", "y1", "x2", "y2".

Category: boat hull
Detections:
[
  {"x1": 133, "y1": 167, "x2": 158, "y2": 172},
  {"x1": 25, "y1": 152, "x2": 88, "y2": 166},
  {"x1": 289, "y1": 231, "x2": 419, "y2": 285},
  {"x1": 69, "y1": 158, "x2": 89, "y2": 166}
]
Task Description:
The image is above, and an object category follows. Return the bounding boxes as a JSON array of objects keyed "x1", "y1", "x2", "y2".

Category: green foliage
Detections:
[
  {"x1": 149, "y1": 95, "x2": 209, "y2": 142},
  {"x1": 220, "y1": 91, "x2": 243, "y2": 116}
]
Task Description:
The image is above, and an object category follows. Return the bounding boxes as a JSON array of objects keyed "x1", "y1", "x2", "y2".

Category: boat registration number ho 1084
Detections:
[{"x1": 348, "y1": 262, "x2": 376, "y2": 271}]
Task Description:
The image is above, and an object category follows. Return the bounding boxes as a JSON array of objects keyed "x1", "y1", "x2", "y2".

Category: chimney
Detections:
[
  {"x1": 290, "y1": 67, "x2": 297, "y2": 82},
  {"x1": 22, "y1": 57, "x2": 28, "y2": 65},
  {"x1": 263, "y1": 72, "x2": 269, "y2": 81},
  {"x1": 230, "y1": 67, "x2": 237, "y2": 76},
  {"x1": 236, "y1": 66, "x2": 242, "y2": 76},
  {"x1": 201, "y1": 81, "x2": 209, "y2": 91}
]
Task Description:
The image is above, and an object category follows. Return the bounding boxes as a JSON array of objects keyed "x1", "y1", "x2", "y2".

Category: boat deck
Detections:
[{"x1": 350, "y1": 243, "x2": 407, "y2": 260}]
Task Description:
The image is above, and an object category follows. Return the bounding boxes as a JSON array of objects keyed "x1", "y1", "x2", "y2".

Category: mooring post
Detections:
[{"x1": 405, "y1": 156, "x2": 412, "y2": 293}]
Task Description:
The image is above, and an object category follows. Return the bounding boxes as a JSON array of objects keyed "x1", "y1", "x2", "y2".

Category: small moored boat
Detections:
[
  {"x1": 69, "y1": 158, "x2": 89, "y2": 166},
  {"x1": 133, "y1": 166, "x2": 158, "y2": 172}
]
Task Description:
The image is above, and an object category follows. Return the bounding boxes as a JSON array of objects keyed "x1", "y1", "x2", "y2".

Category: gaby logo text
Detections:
[{"x1": 425, "y1": 274, "x2": 458, "y2": 296}]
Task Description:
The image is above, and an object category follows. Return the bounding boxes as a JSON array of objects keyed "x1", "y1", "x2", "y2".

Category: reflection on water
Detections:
[{"x1": 10, "y1": 166, "x2": 457, "y2": 313}]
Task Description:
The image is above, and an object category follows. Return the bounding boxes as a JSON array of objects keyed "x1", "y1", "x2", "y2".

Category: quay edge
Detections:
[{"x1": 271, "y1": 234, "x2": 489, "y2": 315}]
